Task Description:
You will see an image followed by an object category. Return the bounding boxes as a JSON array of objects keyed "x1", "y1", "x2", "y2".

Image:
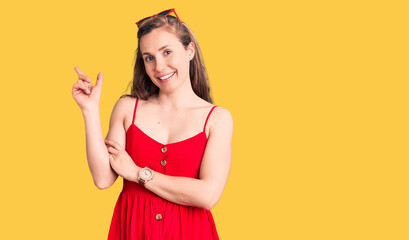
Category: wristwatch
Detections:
[{"x1": 138, "y1": 167, "x2": 154, "y2": 187}]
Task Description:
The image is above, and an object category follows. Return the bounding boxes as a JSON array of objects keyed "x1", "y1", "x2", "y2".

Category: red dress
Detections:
[{"x1": 108, "y1": 98, "x2": 219, "y2": 240}]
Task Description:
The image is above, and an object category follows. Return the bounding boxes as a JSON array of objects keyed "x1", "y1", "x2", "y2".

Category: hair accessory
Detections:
[{"x1": 135, "y1": 8, "x2": 181, "y2": 28}]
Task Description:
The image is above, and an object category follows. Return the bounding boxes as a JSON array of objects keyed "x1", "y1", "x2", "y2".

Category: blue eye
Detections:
[{"x1": 145, "y1": 51, "x2": 171, "y2": 62}]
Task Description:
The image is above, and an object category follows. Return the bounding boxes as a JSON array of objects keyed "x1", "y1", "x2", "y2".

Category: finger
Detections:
[
  {"x1": 108, "y1": 154, "x2": 115, "y2": 164},
  {"x1": 107, "y1": 145, "x2": 119, "y2": 155},
  {"x1": 107, "y1": 145, "x2": 121, "y2": 156},
  {"x1": 105, "y1": 142, "x2": 116, "y2": 151},
  {"x1": 73, "y1": 82, "x2": 90, "y2": 94},
  {"x1": 74, "y1": 66, "x2": 85, "y2": 76},
  {"x1": 105, "y1": 139, "x2": 123, "y2": 150},
  {"x1": 74, "y1": 67, "x2": 92, "y2": 83},
  {"x1": 78, "y1": 74, "x2": 92, "y2": 83},
  {"x1": 77, "y1": 79, "x2": 89, "y2": 89},
  {"x1": 95, "y1": 72, "x2": 103, "y2": 87},
  {"x1": 76, "y1": 80, "x2": 91, "y2": 94},
  {"x1": 81, "y1": 80, "x2": 92, "y2": 90}
]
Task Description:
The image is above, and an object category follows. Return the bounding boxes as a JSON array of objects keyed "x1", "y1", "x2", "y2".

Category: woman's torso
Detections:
[{"x1": 107, "y1": 95, "x2": 220, "y2": 239}]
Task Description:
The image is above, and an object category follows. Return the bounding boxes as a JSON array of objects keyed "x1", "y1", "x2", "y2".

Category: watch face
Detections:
[{"x1": 140, "y1": 168, "x2": 153, "y2": 180}]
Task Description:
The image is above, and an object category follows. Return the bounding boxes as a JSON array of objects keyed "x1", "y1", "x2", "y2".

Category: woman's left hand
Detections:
[{"x1": 105, "y1": 139, "x2": 139, "y2": 182}]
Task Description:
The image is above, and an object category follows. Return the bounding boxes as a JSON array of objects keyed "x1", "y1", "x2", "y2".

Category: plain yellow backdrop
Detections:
[{"x1": 0, "y1": 0, "x2": 408, "y2": 239}]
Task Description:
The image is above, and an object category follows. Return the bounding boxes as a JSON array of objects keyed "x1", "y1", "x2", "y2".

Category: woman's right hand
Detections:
[{"x1": 72, "y1": 66, "x2": 103, "y2": 111}]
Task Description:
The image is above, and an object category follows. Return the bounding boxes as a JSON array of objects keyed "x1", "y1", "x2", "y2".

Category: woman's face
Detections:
[{"x1": 139, "y1": 27, "x2": 194, "y2": 93}]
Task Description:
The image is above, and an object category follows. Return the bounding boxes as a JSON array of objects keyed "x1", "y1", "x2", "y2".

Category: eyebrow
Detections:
[{"x1": 142, "y1": 45, "x2": 171, "y2": 55}]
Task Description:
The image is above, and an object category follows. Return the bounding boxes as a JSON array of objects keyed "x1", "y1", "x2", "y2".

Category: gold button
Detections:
[
  {"x1": 161, "y1": 146, "x2": 167, "y2": 153},
  {"x1": 161, "y1": 159, "x2": 167, "y2": 166},
  {"x1": 156, "y1": 214, "x2": 162, "y2": 221}
]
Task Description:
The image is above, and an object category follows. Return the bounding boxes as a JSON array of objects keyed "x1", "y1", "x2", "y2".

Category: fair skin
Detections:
[{"x1": 72, "y1": 27, "x2": 233, "y2": 211}]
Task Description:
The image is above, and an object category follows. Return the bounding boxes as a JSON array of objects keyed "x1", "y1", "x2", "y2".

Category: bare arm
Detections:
[
  {"x1": 135, "y1": 107, "x2": 233, "y2": 210},
  {"x1": 73, "y1": 67, "x2": 125, "y2": 189},
  {"x1": 82, "y1": 97, "x2": 129, "y2": 189}
]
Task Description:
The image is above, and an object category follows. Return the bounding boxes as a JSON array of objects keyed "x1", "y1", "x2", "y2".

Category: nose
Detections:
[{"x1": 155, "y1": 57, "x2": 166, "y2": 72}]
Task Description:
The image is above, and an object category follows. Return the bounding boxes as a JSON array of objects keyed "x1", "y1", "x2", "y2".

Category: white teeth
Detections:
[{"x1": 158, "y1": 72, "x2": 175, "y2": 80}]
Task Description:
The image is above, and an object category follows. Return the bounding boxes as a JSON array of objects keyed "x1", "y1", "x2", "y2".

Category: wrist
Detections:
[
  {"x1": 81, "y1": 106, "x2": 100, "y2": 116},
  {"x1": 133, "y1": 166, "x2": 142, "y2": 183}
]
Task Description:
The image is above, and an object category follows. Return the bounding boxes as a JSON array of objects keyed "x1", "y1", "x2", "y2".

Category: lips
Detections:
[
  {"x1": 157, "y1": 72, "x2": 175, "y2": 83},
  {"x1": 157, "y1": 72, "x2": 175, "y2": 80}
]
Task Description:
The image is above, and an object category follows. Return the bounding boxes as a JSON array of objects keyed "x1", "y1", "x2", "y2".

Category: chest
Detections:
[
  {"x1": 126, "y1": 108, "x2": 209, "y2": 145},
  {"x1": 125, "y1": 122, "x2": 207, "y2": 178}
]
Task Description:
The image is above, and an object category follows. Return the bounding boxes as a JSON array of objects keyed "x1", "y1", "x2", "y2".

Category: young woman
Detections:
[{"x1": 72, "y1": 9, "x2": 233, "y2": 239}]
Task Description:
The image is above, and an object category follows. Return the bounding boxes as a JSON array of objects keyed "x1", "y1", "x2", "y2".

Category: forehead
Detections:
[{"x1": 139, "y1": 28, "x2": 182, "y2": 53}]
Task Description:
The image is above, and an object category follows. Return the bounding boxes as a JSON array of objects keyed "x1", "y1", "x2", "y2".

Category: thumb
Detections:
[{"x1": 95, "y1": 72, "x2": 103, "y2": 87}]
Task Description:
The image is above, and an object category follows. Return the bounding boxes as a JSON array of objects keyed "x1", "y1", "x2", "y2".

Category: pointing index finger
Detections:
[
  {"x1": 74, "y1": 66, "x2": 92, "y2": 83},
  {"x1": 74, "y1": 66, "x2": 85, "y2": 76}
]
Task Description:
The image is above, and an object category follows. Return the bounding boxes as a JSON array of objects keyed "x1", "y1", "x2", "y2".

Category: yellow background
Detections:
[{"x1": 0, "y1": 0, "x2": 408, "y2": 239}]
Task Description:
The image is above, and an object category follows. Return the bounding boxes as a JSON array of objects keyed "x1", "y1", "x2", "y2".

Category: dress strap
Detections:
[
  {"x1": 132, "y1": 98, "x2": 139, "y2": 125},
  {"x1": 203, "y1": 106, "x2": 217, "y2": 132}
]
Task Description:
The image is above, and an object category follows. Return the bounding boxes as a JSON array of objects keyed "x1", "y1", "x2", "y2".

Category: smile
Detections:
[{"x1": 157, "y1": 72, "x2": 175, "y2": 80}]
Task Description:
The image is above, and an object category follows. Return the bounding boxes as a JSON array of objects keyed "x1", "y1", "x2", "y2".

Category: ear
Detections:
[{"x1": 187, "y1": 42, "x2": 195, "y2": 61}]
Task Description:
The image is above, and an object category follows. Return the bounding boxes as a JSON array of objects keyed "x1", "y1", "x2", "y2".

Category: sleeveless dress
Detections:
[{"x1": 107, "y1": 98, "x2": 219, "y2": 240}]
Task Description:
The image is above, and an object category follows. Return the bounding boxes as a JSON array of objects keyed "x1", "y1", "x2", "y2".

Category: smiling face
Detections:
[{"x1": 139, "y1": 27, "x2": 195, "y2": 94}]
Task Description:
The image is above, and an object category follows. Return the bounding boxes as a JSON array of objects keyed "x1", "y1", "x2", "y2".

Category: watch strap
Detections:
[{"x1": 138, "y1": 178, "x2": 145, "y2": 186}]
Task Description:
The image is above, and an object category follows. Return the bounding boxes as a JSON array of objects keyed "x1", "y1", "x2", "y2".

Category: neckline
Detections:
[{"x1": 126, "y1": 123, "x2": 207, "y2": 146}]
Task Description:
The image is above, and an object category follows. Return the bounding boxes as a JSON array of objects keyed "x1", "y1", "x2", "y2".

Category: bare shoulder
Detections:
[
  {"x1": 212, "y1": 106, "x2": 233, "y2": 121},
  {"x1": 110, "y1": 95, "x2": 136, "y2": 124},
  {"x1": 209, "y1": 106, "x2": 234, "y2": 132},
  {"x1": 118, "y1": 94, "x2": 136, "y2": 104},
  {"x1": 113, "y1": 94, "x2": 135, "y2": 113}
]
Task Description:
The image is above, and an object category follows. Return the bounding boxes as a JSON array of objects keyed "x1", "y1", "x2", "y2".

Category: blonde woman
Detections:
[{"x1": 72, "y1": 8, "x2": 233, "y2": 239}]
